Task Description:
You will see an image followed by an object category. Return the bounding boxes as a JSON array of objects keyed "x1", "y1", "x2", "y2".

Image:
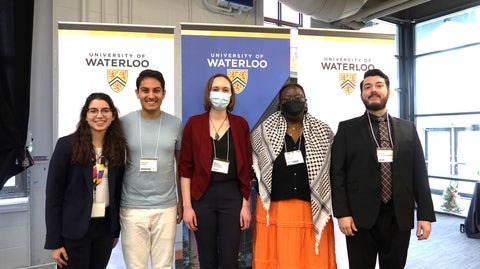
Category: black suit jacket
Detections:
[
  {"x1": 330, "y1": 113, "x2": 436, "y2": 230},
  {"x1": 44, "y1": 135, "x2": 124, "y2": 249}
]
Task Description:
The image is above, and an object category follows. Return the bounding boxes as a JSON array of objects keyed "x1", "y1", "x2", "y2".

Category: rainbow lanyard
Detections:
[{"x1": 92, "y1": 161, "x2": 105, "y2": 190}]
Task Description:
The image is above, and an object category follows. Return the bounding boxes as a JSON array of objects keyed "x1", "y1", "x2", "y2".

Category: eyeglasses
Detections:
[
  {"x1": 280, "y1": 95, "x2": 305, "y2": 102},
  {"x1": 87, "y1": 108, "x2": 113, "y2": 115}
]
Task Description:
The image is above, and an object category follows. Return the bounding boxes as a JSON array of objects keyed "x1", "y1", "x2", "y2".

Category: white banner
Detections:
[
  {"x1": 296, "y1": 28, "x2": 397, "y2": 132},
  {"x1": 57, "y1": 22, "x2": 175, "y2": 138}
]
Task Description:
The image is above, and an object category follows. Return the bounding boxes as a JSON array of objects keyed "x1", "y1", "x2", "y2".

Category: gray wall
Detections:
[{"x1": 0, "y1": 1, "x2": 262, "y2": 268}]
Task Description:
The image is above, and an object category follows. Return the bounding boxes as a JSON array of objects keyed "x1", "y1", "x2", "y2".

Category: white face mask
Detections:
[{"x1": 209, "y1": 91, "x2": 231, "y2": 110}]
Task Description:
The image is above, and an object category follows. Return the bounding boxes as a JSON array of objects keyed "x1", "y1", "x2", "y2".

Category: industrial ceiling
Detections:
[{"x1": 279, "y1": 0, "x2": 480, "y2": 29}]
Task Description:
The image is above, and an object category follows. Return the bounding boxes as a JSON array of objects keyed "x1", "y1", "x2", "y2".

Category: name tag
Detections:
[
  {"x1": 140, "y1": 158, "x2": 157, "y2": 172},
  {"x1": 377, "y1": 149, "x2": 393, "y2": 163},
  {"x1": 91, "y1": 202, "x2": 105, "y2": 217},
  {"x1": 285, "y1": 150, "x2": 304, "y2": 166},
  {"x1": 211, "y1": 158, "x2": 230, "y2": 174}
]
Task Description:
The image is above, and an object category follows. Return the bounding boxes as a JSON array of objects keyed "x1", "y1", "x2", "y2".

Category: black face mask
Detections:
[{"x1": 281, "y1": 99, "x2": 305, "y2": 117}]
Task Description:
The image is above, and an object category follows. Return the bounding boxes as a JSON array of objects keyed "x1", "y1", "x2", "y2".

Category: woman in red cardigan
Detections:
[{"x1": 179, "y1": 73, "x2": 253, "y2": 269}]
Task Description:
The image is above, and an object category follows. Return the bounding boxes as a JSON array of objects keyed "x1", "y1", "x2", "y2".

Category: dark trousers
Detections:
[
  {"x1": 61, "y1": 217, "x2": 114, "y2": 269},
  {"x1": 192, "y1": 180, "x2": 242, "y2": 269},
  {"x1": 346, "y1": 202, "x2": 411, "y2": 269}
]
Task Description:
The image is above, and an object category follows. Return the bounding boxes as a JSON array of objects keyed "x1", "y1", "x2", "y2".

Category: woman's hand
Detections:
[
  {"x1": 240, "y1": 199, "x2": 251, "y2": 230},
  {"x1": 183, "y1": 206, "x2": 198, "y2": 231}
]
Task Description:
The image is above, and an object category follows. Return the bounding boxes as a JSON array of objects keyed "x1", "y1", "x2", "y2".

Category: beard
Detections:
[{"x1": 362, "y1": 94, "x2": 388, "y2": 111}]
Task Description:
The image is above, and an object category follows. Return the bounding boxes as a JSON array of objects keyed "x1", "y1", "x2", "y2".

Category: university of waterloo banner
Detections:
[
  {"x1": 296, "y1": 28, "x2": 397, "y2": 132},
  {"x1": 57, "y1": 22, "x2": 175, "y2": 137},
  {"x1": 181, "y1": 23, "x2": 290, "y2": 268},
  {"x1": 181, "y1": 23, "x2": 291, "y2": 130}
]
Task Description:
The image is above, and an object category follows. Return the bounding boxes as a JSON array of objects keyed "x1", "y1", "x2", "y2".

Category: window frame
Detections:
[{"x1": 263, "y1": 1, "x2": 305, "y2": 28}]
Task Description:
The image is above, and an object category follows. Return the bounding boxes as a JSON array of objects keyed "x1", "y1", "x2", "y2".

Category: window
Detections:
[
  {"x1": 422, "y1": 125, "x2": 480, "y2": 179},
  {"x1": 415, "y1": 5, "x2": 480, "y2": 215},
  {"x1": 263, "y1": 0, "x2": 309, "y2": 28},
  {"x1": 415, "y1": 46, "x2": 480, "y2": 114}
]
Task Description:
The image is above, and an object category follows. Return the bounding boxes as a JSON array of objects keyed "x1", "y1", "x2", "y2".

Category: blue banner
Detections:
[
  {"x1": 180, "y1": 23, "x2": 290, "y2": 268},
  {"x1": 181, "y1": 23, "x2": 291, "y2": 129}
]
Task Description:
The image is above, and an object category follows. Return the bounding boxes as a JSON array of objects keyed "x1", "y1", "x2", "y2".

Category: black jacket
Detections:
[
  {"x1": 44, "y1": 135, "x2": 124, "y2": 249},
  {"x1": 330, "y1": 113, "x2": 436, "y2": 230}
]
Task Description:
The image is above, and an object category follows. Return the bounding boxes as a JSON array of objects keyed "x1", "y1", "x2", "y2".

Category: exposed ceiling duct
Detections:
[
  {"x1": 334, "y1": 0, "x2": 431, "y2": 27},
  {"x1": 279, "y1": 0, "x2": 367, "y2": 22},
  {"x1": 278, "y1": 0, "x2": 434, "y2": 29}
]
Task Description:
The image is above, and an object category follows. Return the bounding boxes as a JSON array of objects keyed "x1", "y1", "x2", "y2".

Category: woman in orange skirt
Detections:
[{"x1": 251, "y1": 83, "x2": 337, "y2": 269}]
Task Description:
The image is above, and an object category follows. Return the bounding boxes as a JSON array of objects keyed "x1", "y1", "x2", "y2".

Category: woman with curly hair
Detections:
[{"x1": 45, "y1": 92, "x2": 126, "y2": 268}]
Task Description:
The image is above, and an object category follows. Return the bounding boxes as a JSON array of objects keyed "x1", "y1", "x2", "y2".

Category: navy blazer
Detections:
[
  {"x1": 330, "y1": 113, "x2": 436, "y2": 231},
  {"x1": 44, "y1": 135, "x2": 124, "y2": 249}
]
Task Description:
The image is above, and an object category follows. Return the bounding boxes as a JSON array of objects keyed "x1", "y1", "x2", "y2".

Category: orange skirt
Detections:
[{"x1": 253, "y1": 196, "x2": 337, "y2": 269}]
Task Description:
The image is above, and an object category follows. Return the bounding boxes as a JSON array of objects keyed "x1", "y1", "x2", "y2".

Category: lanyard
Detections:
[
  {"x1": 212, "y1": 130, "x2": 230, "y2": 161},
  {"x1": 138, "y1": 111, "x2": 162, "y2": 158},
  {"x1": 93, "y1": 149, "x2": 105, "y2": 191}
]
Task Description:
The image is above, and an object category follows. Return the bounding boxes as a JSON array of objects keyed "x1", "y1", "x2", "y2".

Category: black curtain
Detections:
[{"x1": 0, "y1": 0, "x2": 34, "y2": 190}]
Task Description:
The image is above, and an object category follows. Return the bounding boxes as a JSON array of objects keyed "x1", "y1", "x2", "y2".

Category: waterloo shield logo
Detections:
[
  {"x1": 107, "y1": 69, "x2": 128, "y2": 93},
  {"x1": 339, "y1": 73, "x2": 357, "y2": 95},
  {"x1": 227, "y1": 69, "x2": 248, "y2": 94}
]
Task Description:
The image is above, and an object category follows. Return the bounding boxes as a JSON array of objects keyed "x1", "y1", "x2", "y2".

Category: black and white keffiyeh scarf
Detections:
[{"x1": 252, "y1": 111, "x2": 334, "y2": 254}]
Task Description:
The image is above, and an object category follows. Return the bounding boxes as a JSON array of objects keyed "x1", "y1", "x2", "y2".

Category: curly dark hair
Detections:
[{"x1": 71, "y1": 92, "x2": 126, "y2": 167}]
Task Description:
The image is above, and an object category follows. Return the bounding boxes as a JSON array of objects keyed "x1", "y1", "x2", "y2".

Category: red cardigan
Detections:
[{"x1": 179, "y1": 112, "x2": 253, "y2": 201}]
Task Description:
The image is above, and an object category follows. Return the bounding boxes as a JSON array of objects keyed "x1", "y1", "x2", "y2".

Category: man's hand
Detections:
[
  {"x1": 416, "y1": 220, "x2": 432, "y2": 240},
  {"x1": 338, "y1": 216, "x2": 358, "y2": 236},
  {"x1": 51, "y1": 247, "x2": 68, "y2": 268},
  {"x1": 176, "y1": 202, "x2": 184, "y2": 224}
]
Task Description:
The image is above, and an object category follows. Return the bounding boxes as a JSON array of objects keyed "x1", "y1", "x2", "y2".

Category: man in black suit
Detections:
[{"x1": 330, "y1": 69, "x2": 436, "y2": 269}]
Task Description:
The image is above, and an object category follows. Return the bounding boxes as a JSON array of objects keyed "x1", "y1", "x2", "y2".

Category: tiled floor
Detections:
[{"x1": 107, "y1": 194, "x2": 476, "y2": 269}]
